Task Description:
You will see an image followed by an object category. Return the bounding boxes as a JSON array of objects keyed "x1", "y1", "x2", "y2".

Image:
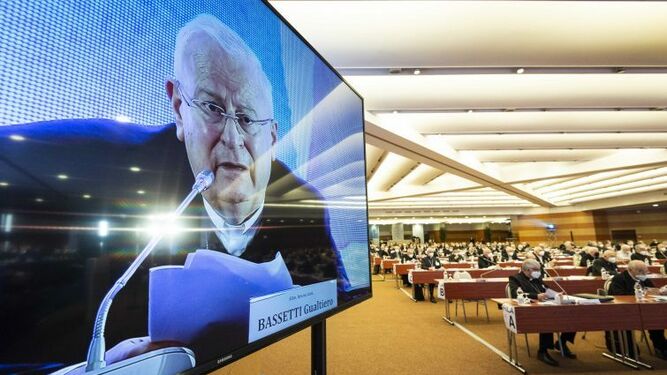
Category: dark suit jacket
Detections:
[
  {"x1": 509, "y1": 272, "x2": 546, "y2": 299},
  {"x1": 608, "y1": 271, "x2": 654, "y2": 295},
  {"x1": 631, "y1": 253, "x2": 652, "y2": 265},
  {"x1": 579, "y1": 252, "x2": 596, "y2": 267},
  {"x1": 478, "y1": 255, "x2": 496, "y2": 269},
  {"x1": 591, "y1": 258, "x2": 619, "y2": 276},
  {"x1": 0, "y1": 120, "x2": 350, "y2": 365},
  {"x1": 421, "y1": 255, "x2": 441, "y2": 270}
]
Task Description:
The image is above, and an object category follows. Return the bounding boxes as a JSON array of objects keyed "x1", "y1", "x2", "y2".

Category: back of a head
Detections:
[{"x1": 627, "y1": 259, "x2": 648, "y2": 274}]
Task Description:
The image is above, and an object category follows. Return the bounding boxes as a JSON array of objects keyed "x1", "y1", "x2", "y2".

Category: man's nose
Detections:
[{"x1": 219, "y1": 117, "x2": 244, "y2": 148}]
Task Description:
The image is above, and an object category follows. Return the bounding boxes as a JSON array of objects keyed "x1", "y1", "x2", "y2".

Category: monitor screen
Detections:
[{"x1": 0, "y1": 0, "x2": 370, "y2": 373}]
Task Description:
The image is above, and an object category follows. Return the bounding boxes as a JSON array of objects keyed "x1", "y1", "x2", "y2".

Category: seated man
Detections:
[
  {"x1": 509, "y1": 259, "x2": 577, "y2": 366},
  {"x1": 631, "y1": 244, "x2": 652, "y2": 264},
  {"x1": 591, "y1": 250, "x2": 619, "y2": 277},
  {"x1": 616, "y1": 244, "x2": 633, "y2": 261},
  {"x1": 501, "y1": 246, "x2": 518, "y2": 261},
  {"x1": 477, "y1": 248, "x2": 497, "y2": 269},
  {"x1": 578, "y1": 246, "x2": 599, "y2": 267},
  {"x1": 607, "y1": 260, "x2": 667, "y2": 359},
  {"x1": 420, "y1": 248, "x2": 442, "y2": 303}
]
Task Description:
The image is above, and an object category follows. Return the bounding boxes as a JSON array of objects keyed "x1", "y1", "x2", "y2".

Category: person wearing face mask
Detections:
[
  {"x1": 509, "y1": 259, "x2": 577, "y2": 366},
  {"x1": 607, "y1": 260, "x2": 667, "y2": 359},
  {"x1": 502, "y1": 246, "x2": 518, "y2": 261},
  {"x1": 631, "y1": 244, "x2": 653, "y2": 264},
  {"x1": 532, "y1": 246, "x2": 551, "y2": 267},
  {"x1": 421, "y1": 248, "x2": 442, "y2": 303},
  {"x1": 591, "y1": 250, "x2": 619, "y2": 277}
]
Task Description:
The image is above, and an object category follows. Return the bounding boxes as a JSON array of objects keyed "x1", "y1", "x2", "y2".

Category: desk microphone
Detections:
[
  {"x1": 547, "y1": 267, "x2": 567, "y2": 295},
  {"x1": 84, "y1": 170, "x2": 214, "y2": 372},
  {"x1": 479, "y1": 266, "x2": 501, "y2": 279}
]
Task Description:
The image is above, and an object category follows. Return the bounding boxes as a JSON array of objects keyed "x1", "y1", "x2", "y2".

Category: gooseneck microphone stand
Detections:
[{"x1": 85, "y1": 170, "x2": 214, "y2": 372}]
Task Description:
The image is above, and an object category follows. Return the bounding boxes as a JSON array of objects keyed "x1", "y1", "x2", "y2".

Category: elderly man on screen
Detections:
[
  {"x1": 509, "y1": 259, "x2": 577, "y2": 367},
  {"x1": 90, "y1": 14, "x2": 348, "y2": 369}
]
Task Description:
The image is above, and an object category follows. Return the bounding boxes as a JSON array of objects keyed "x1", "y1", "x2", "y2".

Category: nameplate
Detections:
[
  {"x1": 248, "y1": 280, "x2": 337, "y2": 342},
  {"x1": 502, "y1": 303, "x2": 517, "y2": 333},
  {"x1": 437, "y1": 279, "x2": 446, "y2": 300}
]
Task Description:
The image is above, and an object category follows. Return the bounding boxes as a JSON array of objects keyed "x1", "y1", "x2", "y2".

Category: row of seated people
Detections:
[{"x1": 509, "y1": 259, "x2": 667, "y2": 367}]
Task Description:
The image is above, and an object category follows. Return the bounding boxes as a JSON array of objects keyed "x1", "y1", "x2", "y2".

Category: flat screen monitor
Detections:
[{"x1": 0, "y1": 1, "x2": 370, "y2": 373}]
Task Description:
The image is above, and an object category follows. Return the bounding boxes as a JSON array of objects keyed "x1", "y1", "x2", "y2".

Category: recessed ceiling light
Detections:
[
  {"x1": 9, "y1": 134, "x2": 25, "y2": 141},
  {"x1": 57, "y1": 174, "x2": 68, "y2": 180},
  {"x1": 653, "y1": 204, "x2": 660, "y2": 207},
  {"x1": 392, "y1": 110, "x2": 398, "y2": 114},
  {"x1": 137, "y1": 190, "x2": 145, "y2": 195},
  {"x1": 413, "y1": 69, "x2": 421, "y2": 75},
  {"x1": 467, "y1": 109, "x2": 473, "y2": 113},
  {"x1": 0, "y1": 182, "x2": 8, "y2": 187},
  {"x1": 83, "y1": 194, "x2": 91, "y2": 199},
  {"x1": 35, "y1": 198, "x2": 44, "y2": 203},
  {"x1": 516, "y1": 68, "x2": 525, "y2": 74},
  {"x1": 130, "y1": 166, "x2": 141, "y2": 172}
]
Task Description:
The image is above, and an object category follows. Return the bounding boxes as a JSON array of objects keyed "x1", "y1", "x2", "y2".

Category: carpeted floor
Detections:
[{"x1": 213, "y1": 275, "x2": 667, "y2": 374}]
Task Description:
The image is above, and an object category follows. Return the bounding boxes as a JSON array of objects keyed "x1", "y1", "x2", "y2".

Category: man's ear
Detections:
[
  {"x1": 270, "y1": 121, "x2": 278, "y2": 161},
  {"x1": 166, "y1": 79, "x2": 185, "y2": 142}
]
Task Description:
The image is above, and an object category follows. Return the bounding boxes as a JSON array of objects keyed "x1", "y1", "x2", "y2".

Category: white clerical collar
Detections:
[{"x1": 203, "y1": 199, "x2": 264, "y2": 257}]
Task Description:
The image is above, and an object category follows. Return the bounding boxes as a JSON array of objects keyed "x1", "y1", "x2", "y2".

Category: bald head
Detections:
[
  {"x1": 627, "y1": 260, "x2": 648, "y2": 277},
  {"x1": 602, "y1": 250, "x2": 616, "y2": 261}
]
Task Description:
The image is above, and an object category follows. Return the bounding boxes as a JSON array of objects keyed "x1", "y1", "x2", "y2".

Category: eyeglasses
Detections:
[{"x1": 174, "y1": 80, "x2": 273, "y2": 136}]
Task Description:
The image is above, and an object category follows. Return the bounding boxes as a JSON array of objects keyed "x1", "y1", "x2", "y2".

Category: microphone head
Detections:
[{"x1": 193, "y1": 169, "x2": 215, "y2": 193}]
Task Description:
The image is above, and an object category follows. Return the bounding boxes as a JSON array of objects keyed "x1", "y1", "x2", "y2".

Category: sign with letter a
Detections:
[
  {"x1": 437, "y1": 280, "x2": 446, "y2": 300},
  {"x1": 502, "y1": 303, "x2": 517, "y2": 333}
]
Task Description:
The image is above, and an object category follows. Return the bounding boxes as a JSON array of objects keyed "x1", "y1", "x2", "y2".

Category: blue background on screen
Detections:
[{"x1": 0, "y1": 0, "x2": 369, "y2": 287}]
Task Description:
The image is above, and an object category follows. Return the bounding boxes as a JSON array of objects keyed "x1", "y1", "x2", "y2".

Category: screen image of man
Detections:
[{"x1": 145, "y1": 14, "x2": 349, "y2": 360}]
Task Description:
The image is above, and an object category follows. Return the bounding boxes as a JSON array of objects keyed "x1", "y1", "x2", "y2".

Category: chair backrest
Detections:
[
  {"x1": 505, "y1": 283, "x2": 512, "y2": 299},
  {"x1": 603, "y1": 278, "x2": 612, "y2": 293},
  {"x1": 453, "y1": 270, "x2": 472, "y2": 280}
]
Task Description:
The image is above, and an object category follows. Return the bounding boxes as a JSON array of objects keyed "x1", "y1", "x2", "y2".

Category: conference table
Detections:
[
  {"x1": 436, "y1": 275, "x2": 667, "y2": 325},
  {"x1": 408, "y1": 269, "x2": 446, "y2": 301},
  {"x1": 393, "y1": 263, "x2": 416, "y2": 288},
  {"x1": 379, "y1": 259, "x2": 399, "y2": 280},
  {"x1": 493, "y1": 295, "x2": 667, "y2": 373}
]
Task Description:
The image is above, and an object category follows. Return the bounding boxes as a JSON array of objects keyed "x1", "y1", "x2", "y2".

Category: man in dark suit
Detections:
[
  {"x1": 501, "y1": 246, "x2": 518, "y2": 261},
  {"x1": 578, "y1": 246, "x2": 599, "y2": 267},
  {"x1": 420, "y1": 248, "x2": 442, "y2": 303},
  {"x1": 607, "y1": 260, "x2": 667, "y2": 359},
  {"x1": 0, "y1": 14, "x2": 352, "y2": 370},
  {"x1": 509, "y1": 259, "x2": 577, "y2": 366},
  {"x1": 591, "y1": 250, "x2": 619, "y2": 277},
  {"x1": 630, "y1": 245, "x2": 652, "y2": 265},
  {"x1": 478, "y1": 248, "x2": 497, "y2": 269}
]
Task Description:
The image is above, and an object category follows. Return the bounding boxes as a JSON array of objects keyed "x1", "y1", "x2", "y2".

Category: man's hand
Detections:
[
  {"x1": 660, "y1": 285, "x2": 667, "y2": 295},
  {"x1": 537, "y1": 293, "x2": 548, "y2": 302}
]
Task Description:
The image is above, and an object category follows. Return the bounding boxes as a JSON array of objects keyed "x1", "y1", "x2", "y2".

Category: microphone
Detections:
[
  {"x1": 84, "y1": 170, "x2": 214, "y2": 372},
  {"x1": 546, "y1": 267, "x2": 567, "y2": 295}
]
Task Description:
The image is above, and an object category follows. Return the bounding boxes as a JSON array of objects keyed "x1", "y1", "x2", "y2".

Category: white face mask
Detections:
[
  {"x1": 636, "y1": 274, "x2": 648, "y2": 282},
  {"x1": 530, "y1": 271, "x2": 541, "y2": 279},
  {"x1": 538, "y1": 251, "x2": 545, "y2": 256},
  {"x1": 608, "y1": 257, "x2": 617, "y2": 263},
  {"x1": 507, "y1": 252, "x2": 514, "y2": 256}
]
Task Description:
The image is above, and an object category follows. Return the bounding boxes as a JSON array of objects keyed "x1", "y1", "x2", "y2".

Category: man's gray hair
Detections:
[
  {"x1": 173, "y1": 14, "x2": 273, "y2": 111},
  {"x1": 521, "y1": 259, "x2": 541, "y2": 272}
]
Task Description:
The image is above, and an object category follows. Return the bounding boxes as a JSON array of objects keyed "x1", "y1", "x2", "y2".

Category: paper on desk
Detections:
[{"x1": 148, "y1": 250, "x2": 294, "y2": 344}]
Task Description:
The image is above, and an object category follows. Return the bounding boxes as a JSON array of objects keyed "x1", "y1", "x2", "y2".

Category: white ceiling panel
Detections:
[
  {"x1": 346, "y1": 74, "x2": 667, "y2": 111},
  {"x1": 270, "y1": 1, "x2": 667, "y2": 68}
]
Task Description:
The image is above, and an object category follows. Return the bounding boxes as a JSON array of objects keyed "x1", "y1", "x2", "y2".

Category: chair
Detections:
[
  {"x1": 603, "y1": 277, "x2": 652, "y2": 355},
  {"x1": 505, "y1": 283, "x2": 531, "y2": 357},
  {"x1": 452, "y1": 271, "x2": 490, "y2": 322}
]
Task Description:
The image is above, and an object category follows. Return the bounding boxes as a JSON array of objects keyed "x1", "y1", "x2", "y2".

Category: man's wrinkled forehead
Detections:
[{"x1": 181, "y1": 32, "x2": 272, "y2": 112}]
